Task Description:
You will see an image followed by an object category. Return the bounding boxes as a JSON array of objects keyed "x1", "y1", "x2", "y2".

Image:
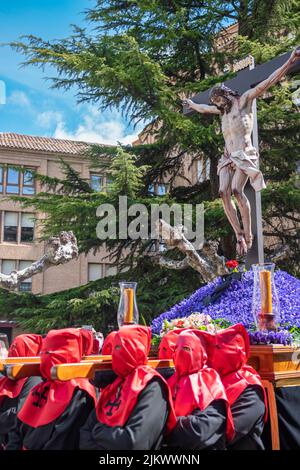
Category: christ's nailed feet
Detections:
[{"x1": 236, "y1": 235, "x2": 248, "y2": 256}]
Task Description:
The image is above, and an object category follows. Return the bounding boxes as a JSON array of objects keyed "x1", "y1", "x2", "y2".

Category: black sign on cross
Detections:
[
  {"x1": 105, "y1": 385, "x2": 122, "y2": 416},
  {"x1": 32, "y1": 384, "x2": 50, "y2": 408},
  {"x1": 183, "y1": 51, "x2": 300, "y2": 267}
]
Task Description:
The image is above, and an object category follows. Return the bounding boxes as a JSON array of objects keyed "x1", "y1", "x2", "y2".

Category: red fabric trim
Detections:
[
  {"x1": 167, "y1": 330, "x2": 235, "y2": 441},
  {"x1": 18, "y1": 328, "x2": 96, "y2": 427},
  {"x1": 97, "y1": 325, "x2": 177, "y2": 433},
  {"x1": 0, "y1": 334, "x2": 42, "y2": 403},
  {"x1": 196, "y1": 325, "x2": 268, "y2": 421}
]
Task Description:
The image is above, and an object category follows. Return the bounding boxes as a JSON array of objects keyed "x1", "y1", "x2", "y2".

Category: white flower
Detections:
[{"x1": 206, "y1": 323, "x2": 216, "y2": 334}]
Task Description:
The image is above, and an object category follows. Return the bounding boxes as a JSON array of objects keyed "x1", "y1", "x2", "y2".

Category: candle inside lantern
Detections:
[
  {"x1": 124, "y1": 288, "x2": 134, "y2": 323},
  {"x1": 259, "y1": 270, "x2": 273, "y2": 314},
  {"x1": 252, "y1": 263, "x2": 279, "y2": 332}
]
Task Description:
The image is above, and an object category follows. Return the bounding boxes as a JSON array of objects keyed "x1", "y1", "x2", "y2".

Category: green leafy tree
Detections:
[
  {"x1": 5, "y1": 0, "x2": 300, "y2": 278},
  {"x1": 109, "y1": 147, "x2": 150, "y2": 197}
]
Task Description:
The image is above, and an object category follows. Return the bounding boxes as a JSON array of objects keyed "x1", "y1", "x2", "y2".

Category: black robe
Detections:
[
  {"x1": 227, "y1": 385, "x2": 266, "y2": 450},
  {"x1": 0, "y1": 376, "x2": 41, "y2": 450},
  {"x1": 80, "y1": 378, "x2": 169, "y2": 450},
  {"x1": 6, "y1": 387, "x2": 95, "y2": 450},
  {"x1": 164, "y1": 399, "x2": 227, "y2": 450}
]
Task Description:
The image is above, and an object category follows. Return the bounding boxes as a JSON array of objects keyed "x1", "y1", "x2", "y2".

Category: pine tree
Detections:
[
  {"x1": 7, "y1": 0, "x2": 300, "y2": 274},
  {"x1": 109, "y1": 147, "x2": 150, "y2": 198}
]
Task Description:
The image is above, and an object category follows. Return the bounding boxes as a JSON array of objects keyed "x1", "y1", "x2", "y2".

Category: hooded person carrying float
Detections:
[
  {"x1": 197, "y1": 324, "x2": 267, "y2": 450},
  {"x1": 7, "y1": 328, "x2": 96, "y2": 450},
  {"x1": 0, "y1": 334, "x2": 43, "y2": 450},
  {"x1": 80, "y1": 325, "x2": 176, "y2": 450},
  {"x1": 165, "y1": 330, "x2": 234, "y2": 450}
]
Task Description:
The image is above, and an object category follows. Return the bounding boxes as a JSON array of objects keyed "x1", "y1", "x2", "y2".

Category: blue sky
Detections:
[{"x1": 0, "y1": 0, "x2": 143, "y2": 144}]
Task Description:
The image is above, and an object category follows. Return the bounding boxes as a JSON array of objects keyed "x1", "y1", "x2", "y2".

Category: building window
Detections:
[
  {"x1": 88, "y1": 263, "x2": 103, "y2": 281},
  {"x1": 1, "y1": 211, "x2": 35, "y2": 244},
  {"x1": 0, "y1": 259, "x2": 33, "y2": 292},
  {"x1": 6, "y1": 167, "x2": 20, "y2": 194},
  {"x1": 90, "y1": 174, "x2": 102, "y2": 192},
  {"x1": 148, "y1": 184, "x2": 155, "y2": 195},
  {"x1": 19, "y1": 260, "x2": 33, "y2": 292},
  {"x1": 2, "y1": 259, "x2": 16, "y2": 275},
  {"x1": 22, "y1": 169, "x2": 35, "y2": 195},
  {"x1": 0, "y1": 165, "x2": 36, "y2": 195},
  {"x1": 106, "y1": 265, "x2": 118, "y2": 277},
  {"x1": 0, "y1": 167, "x2": 3, "y2": 194},
  {"x1": 157, "y1": 184, "x2": 167, "y2": 196},
  {"x1": 21, "y1": 213, "x2": 35, "y2": 242},
  {"x1": 4, "y1": 212, "x2": 18, "y2": 242},
  {"x1": 148, "y1": 182, "x2": 169, "y2": 196}
]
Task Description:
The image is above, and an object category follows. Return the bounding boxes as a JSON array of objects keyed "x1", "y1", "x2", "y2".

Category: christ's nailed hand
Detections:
[
  {"x1": 290, "y1": 47, "x2": 300, "y2": 64},
  {"x1": 182, "y1": 98, "x2": 194, "y2": 108}
]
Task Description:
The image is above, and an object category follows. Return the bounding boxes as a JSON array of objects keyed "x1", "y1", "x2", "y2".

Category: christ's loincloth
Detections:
[{"x1": 217, "y1": 147, "x2": 266, "y2": 192}]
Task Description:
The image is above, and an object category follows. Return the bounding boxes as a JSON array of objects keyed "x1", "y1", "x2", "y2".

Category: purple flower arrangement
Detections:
[
  {"x1": 151, "y1": 270, "x2": 300, "y2": 345},
  {"x1": 248, "y1": 330, "x2": 293, "y2": 345}
]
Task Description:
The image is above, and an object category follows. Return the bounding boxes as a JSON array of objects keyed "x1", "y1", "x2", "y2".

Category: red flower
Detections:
[
  {"x1": 176, "y1": 320, "x2": 185, "y2": 328},
  {"x1": 226, "y1": 260, "x2": 239, "y2": 269}
]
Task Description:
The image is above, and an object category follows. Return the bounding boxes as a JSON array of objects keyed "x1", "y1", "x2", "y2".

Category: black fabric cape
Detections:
[
  {"x1": 227, "y1": 385, "x2": 266, "y2": 450},
  {"x1": 6, "y1": 387, "x2": 95, "y2": 450},
  {"x1": 80, "y1": 378, "x2": 169, "y2": 450},
  {"x1": 164, "y1": 399, "x2": 227, "y2": 450},
  {"x1": 0, "y1": 376, "x2": 41, "y2": 450},
  {"x1": 275, "y1": 386, "x2": 300, "y2": 450}
]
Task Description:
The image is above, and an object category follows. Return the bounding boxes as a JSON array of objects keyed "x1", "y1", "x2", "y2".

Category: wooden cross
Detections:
[{"x1": 184, "y1": 51, "x2": 300, "y2": 266}]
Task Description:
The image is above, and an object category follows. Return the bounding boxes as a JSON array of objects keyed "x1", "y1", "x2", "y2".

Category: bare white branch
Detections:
[
  {"x1": 0, "y1": 231, "x2": 78, "y2": 290},
  {"x1": 151, "y1": 219, "x2": 228, "y2": 282}
]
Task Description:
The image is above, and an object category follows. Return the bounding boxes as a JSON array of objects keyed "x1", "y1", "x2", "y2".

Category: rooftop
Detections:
[{"x1": 0, "y1": 132, "x2": 99, "y2": 155}]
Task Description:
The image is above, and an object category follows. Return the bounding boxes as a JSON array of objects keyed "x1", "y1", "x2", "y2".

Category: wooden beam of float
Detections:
[
  {"x1": 4, "y1": 345, "x2": 300, "y2": 383},
  {"x1": 51, "y1": 359, "x2": 174, "y2": 381},
  {"x1": 0, "y1": 355, "x2": 112, "y2": 374},
  {"x1": 4, "y1": 358, "x2": 173, "y2": 380},
  {"x1": 5, "y1": 363, "x2": 41, "y2": 379},
  {"x1": 0, "y1": 357, "x2": 40, "y2": 373}
]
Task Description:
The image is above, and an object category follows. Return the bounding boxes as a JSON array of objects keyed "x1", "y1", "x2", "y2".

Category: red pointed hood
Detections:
[
  {"x1": 173, "y1": 330, "x2": 207, "y2": 376},
  {"x1": 8, "y1": 334, "x2": 43, "y2": 358},
  {"x1": 0, "y1": 334, "x2": 42, "y2": 403},
  {"x1": 112, "y1": 325, "x2": 151, "y2": 378},
  {"x1": 80, "y1": 328, "x2": 94, "y2": 356},
  {"x1": 96, "y1": 325, "x2": 177, "y2": 433},
  {"x1": 101, "y1": 331, "x2": 117, "y2": 355},
  {"x1": 18, "y1": 328, "x2": 96, "y2": 428},
  {"x1": 168, "y1": 329, "x2": 235, "y2": 441},
  {"x1": 40, "y1": 328, "x2": 86, "y2": 380},
  {"x1": 199, "y1": 324, "x2": 267, "y2": 418},
  {"x1": 158, "y1": 328, "x2": 190, "y2": 359},
  {"x1": 209, "y1": 324, "x2": 249, "y2": 376}
]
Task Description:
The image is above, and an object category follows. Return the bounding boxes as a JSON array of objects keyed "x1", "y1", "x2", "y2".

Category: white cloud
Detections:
[
  {"x1": 8, "y1": 90, "x2": 31, "y2": 108},
  {"x1": 52, "y1": 105, "x2": 145, "y2": 145},
  {"x1": 36, "y1": 111, "x2": 63, "y2": 129}
]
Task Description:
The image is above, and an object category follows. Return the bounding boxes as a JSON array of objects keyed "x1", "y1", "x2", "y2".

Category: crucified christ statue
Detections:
[{"x1": 183, "y1": 47, "x2": 300, "y2": 256}]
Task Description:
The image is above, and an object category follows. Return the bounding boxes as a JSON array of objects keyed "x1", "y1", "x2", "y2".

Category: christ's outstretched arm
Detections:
[
  {"x1": 242, "y1": 47, "x2": 300, "y2": 103},
  {"x1": 183, "y1": 99, "x2": 221, "y2": 115}
]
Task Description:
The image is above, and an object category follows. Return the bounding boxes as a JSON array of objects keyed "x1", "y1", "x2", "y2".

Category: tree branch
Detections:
[
  {"x1": 150, "y1": 219, "x2": 228, "y2": 282},
  {"x1": 0, "y1": 231, "x2": 78, "y2": 290}
]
